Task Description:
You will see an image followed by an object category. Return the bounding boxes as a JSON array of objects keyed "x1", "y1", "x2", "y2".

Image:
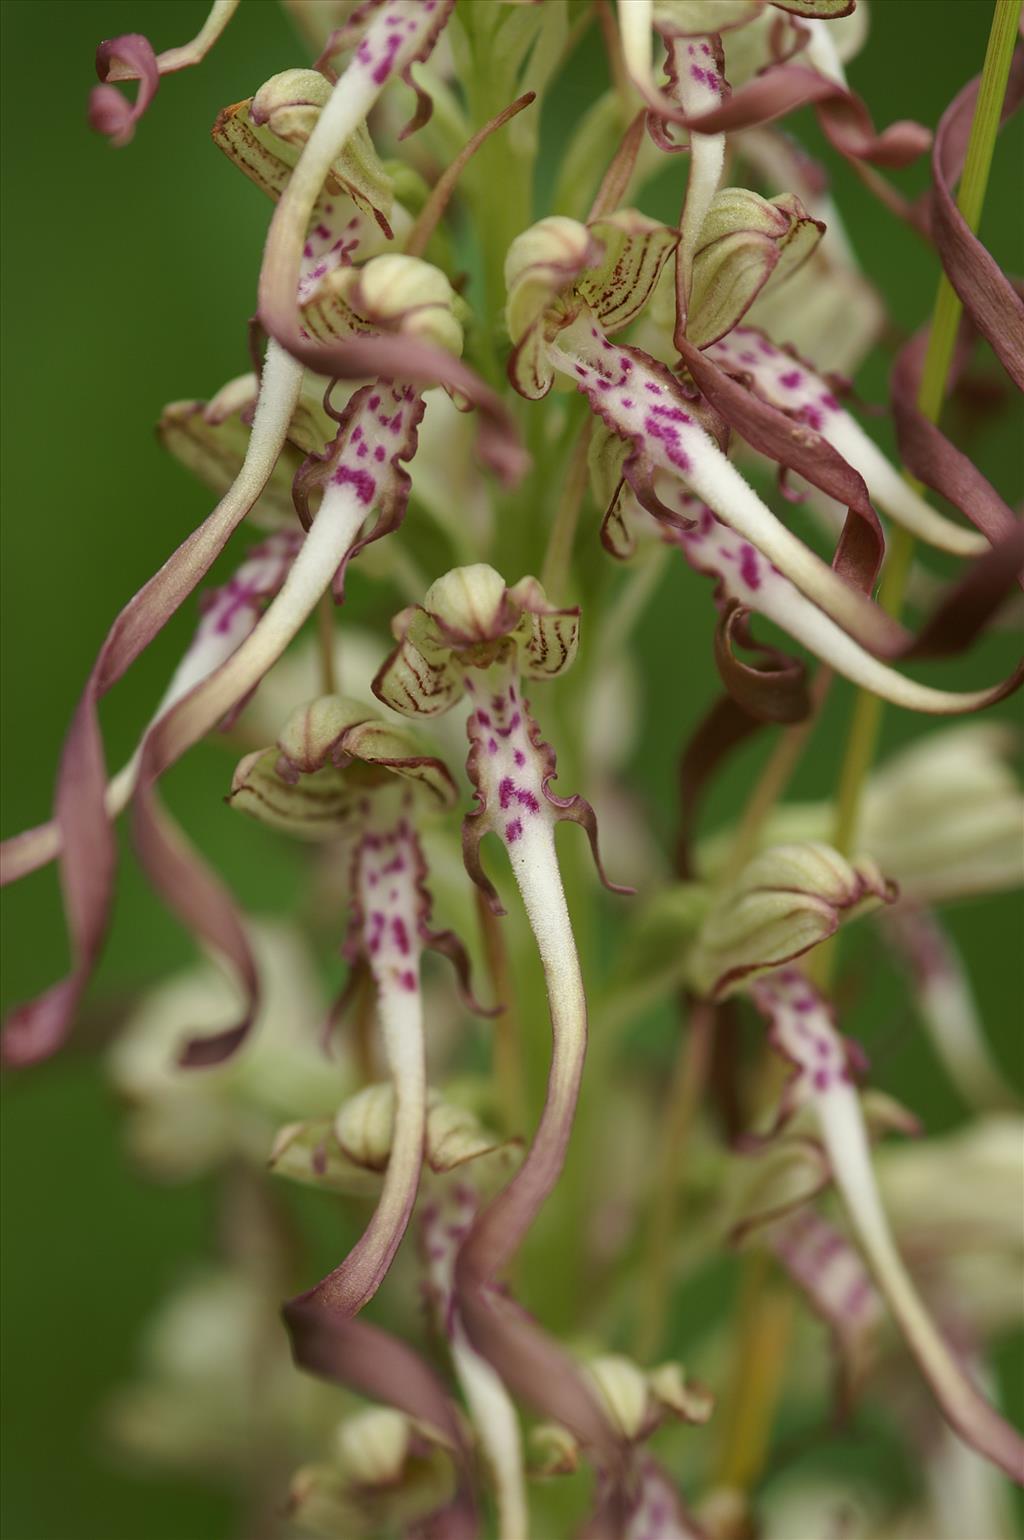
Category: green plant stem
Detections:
[
  {"x1": 316, "y1": 591, "x2": 337, "y2": 695},
  {"x1": 634, "y1": 1001, "x2": 714, "y2": 1361},
  {"x1": 540, "y1": 422, "x2": 592, "y2": 600},
  {"x1": 829, "y1": 0, "x2": 1021, "y2": 867},
  {"x1": 723, "y1": 670, "x2": 833, "y2": 886}
]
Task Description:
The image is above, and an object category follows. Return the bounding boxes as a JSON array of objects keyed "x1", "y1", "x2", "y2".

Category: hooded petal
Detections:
[
  {"x1": 688, "y1": 843, "x2": 894, "y2": 1000},
  {"x1": 579, "y1": 210, "x2": 680, "y2": 335},
  {"x1": 685, "y1": 190, "x2": 823, "y2": 349}
]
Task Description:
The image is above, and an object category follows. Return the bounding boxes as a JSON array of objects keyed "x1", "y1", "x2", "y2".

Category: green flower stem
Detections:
[
  {"x1": 722, "y1": 669, "x2": 833, "y2": 886},
  {"x1": 461, "y1": 8, "x2": 535, "y2": 350},
  {"x1": 540, "y1": 421, "x2": 592, "y2": 600},
  {"x1": 316, "y1": 591, "x2": 337, "y2": 696},
  {"x1": 829, "y1": 0, "x2": 1022, "y2": 867},
  {"x1": 633, "y1": 1000, "x2": 714, "y2": 1361}
]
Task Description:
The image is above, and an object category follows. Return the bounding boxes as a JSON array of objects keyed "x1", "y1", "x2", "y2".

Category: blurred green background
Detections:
[{"x1": 1, "y1": 2, "x2": 1022, "y2": 1537}]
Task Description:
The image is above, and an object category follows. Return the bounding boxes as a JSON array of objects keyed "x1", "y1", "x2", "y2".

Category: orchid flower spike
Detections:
[{"x1": 230, "y1": 693, "x2": 490, "y2": 1316}]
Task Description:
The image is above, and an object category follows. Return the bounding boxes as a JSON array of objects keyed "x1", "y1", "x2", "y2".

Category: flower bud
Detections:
[
  {"x1": 221, "y1": 68, "x2": 394, "y2": 234},
  {"x1": 423, "y1": 565, "x2": 517, "y2": 645},
  {"x1": 688, "y1": 842, "x2": 895, "y2": 999},
  {"x1": 230, "y1": 696, "x2": 457, "y2": 840},
  {"x1": 332, "y1": 254, "x2": 464, "y2": 355},
  {"x1": 584, "y1": 1354, "x2": 651, "y2": 1440},
  {"x1": 861, "y1": 724, "x2": 1024, "y2": 903},
  {"x1": 374, "y1": 567, "x2": 579, "y2": 718},
  {"x1": 335, "y1": 1407, "x2": 411, "y2": 1486},
  {"x1": 275, "y1": 695, "x2": 375, "y2": 776},
  {"x1": 648, "y1": 1362, "x2": 715, "y2": 1425},
  {"x1": 335, "y1": 1082, "x2": 396, "y2": 1170},
  {"x1": 687, "y1": 189, "x2": 823, "y2": 348},
  {"x1": 529, "y1": 1421, "x2": 580, "y2": 1476},
  {"x1": 425, "y1": 1098, "x2": 515, "y2": 1173},
  {"x1": 332, "y1": 1084, "x2": 511, "y2": 1175},
  {"x1": 505, "y1": 216, "x2": 598, "y2": 327},
  {"x1": 505, "y1": 216, "x2": 601, "y2": 398}
]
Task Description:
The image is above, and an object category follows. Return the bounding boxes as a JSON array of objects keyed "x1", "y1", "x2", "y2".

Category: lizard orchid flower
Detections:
[
  {"x1": 745, "y1": 967, "x2": 1024, "y2": 1483},
  {"x1": 229, "y1": 693, "x2": 491, "y2": 1306},
  {"x1": 373, "y1": 565, "x2": 633, "y2": 1419},
  {"x1": 4, "y1": 2, "x2": 1023, "y2": 1531}
]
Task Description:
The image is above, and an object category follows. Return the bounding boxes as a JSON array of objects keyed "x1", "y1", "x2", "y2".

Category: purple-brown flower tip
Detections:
[{"x1": 89, "y1": 35, "x2": 159, "y2": 147}]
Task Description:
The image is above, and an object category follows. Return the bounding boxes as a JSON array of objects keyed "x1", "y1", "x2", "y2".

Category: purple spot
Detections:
[
  {"x1": 392, "y1": 917, "x2": 410, "y2": 955},
  {"x1": 820, "y1": 392, "x2": 840, "y2": 411},
  {"x1": 813, "y1": 1068, "x2": 831, "y2": 1092},
  {"x1": 513, "y1": 749, "x2": 525, "y2": 767},
  {"x1": 739, "y1": 545, "x2": 761, "y2": 590},
  {"x1": 333, "y1": 465, "x2": 376, "y2": 504},
  {"x1": 621, "y1": 397, "x2": 633, "y2": 408},
  {"x1": 779, "y1": 370, "x2": 803, "y2": 389},
  {"x1": 352, "y1": 426, "x2": 363, "y2": 441},
  {"x1": 498, "y1": 777, "x2": 515, "y2": 809},
  {"x1": 505, "y1": 819, "x2": 523, "y2": 844},
  {"x1": 690, "y1": 65, "x2": 707, "y2": 85},
  {"x1": 488, "y1": 738, "x2": 497, "y2": 755},
  {"x1": 374, "y1": 445, "x2": 386, "y2": 462},
  {"x1": 400, "y1": 969, "x2": 417, "y2": 992},
  {"x1": 368, "y1": 394, "x2": 381, "y2": 410},
  {"x1": 371, "y1": 32, "x2": 401, "y2": 85},
  {"x1": 644, "y1": 413, "x2": 691, "y2": 473},
  {"x1": 476, "y1": 710, "x2": 491, "y2": 727},
  {"x1": 644, "y1": 381, "x2": 663, "y2": 395}
]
